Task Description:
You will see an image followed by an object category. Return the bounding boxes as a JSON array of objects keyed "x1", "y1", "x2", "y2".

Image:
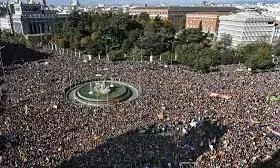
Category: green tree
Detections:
[
  {"x1": 272, "y1": 39, "x2": 280, "y2": 57},
  {"x1": 0, "y1": 31, "x2": 27, "y2": 46},
  {"x1": 109, "y1": 49, "x2": 125, "y2": 61},
  {"x1": 194, "y1": 48, "x2": 220, "y2": 72},
  {"x1": 176, "y1": 43, "x2": 201, "y2": 68},
  {"x1": 176, "y1": 29, "x2": 207, "y2": 44},
  {"x1": 160, "y1": 51, "x2": 172, "y2": 62},
  {"x1": 244, "y1": 43, "x2": 273, "y2": 70},
  {"x1": 122, "y1": 29, "x2": 142, "y2": 53},
  {"x1": 220, "y1": 48, "x2": 235, "y2": 65},
  {"x1": 138, "y1": 12, "x2": 150, "y2": 22},
  {"x1": 80, "y1": 36, "x2": 91, "y2": 48},
  {"x1": 172, "y1": 16, "x2": 186, "y2": 31},
  {"x1": 219, "y1": 33, "x2": 232, "y2": 49},
  {"x1": 50, "y1": 10, "x2": 228, "y2": 73},
  {"x1": 236, "y1": 43, "x2": 273, "y2": 70}
]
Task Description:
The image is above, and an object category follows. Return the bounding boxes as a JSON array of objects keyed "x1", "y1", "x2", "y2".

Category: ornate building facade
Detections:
[{"x1": 0, "y1": 1, "x2": 68, "y2": 37}]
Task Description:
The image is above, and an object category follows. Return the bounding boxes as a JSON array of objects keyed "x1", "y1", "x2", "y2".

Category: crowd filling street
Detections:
[{"x1": 0, "y1": 45, "x2": 279, "y2": 168}]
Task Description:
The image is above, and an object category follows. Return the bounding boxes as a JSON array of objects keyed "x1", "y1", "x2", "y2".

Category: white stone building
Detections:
[
  {"x1": 9, "y1": 0, "x2": 46, "y2": 5},
  {"x1": 217, "y1": 11, "x2": 279, "y2": 46},
  {"x1": 12, "y1": 2, "x2": 68, "y2": 36},
  {"x1": 0, "y1": 1, "x2": 68, "y2": 37},
  {"x1": 0, "y1": 16, "x2": 12, "y2": 32},
  {"x1": 262, "y1": 7, "x2": 280, "y2": 21}
]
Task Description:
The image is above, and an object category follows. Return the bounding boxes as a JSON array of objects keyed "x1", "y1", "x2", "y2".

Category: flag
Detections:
[
  {"x1": 157, "y1": 112, "x2": 164, "y2": 120},
  {"x1": 220, "y1": 94, "x2": 232, "y2": 100},
  {"x1": 208, "y1": 92, "x2": 232, "y2": 100},
  {"x1": 250, "y1": 118, "x2": 260, "y2": 124},
  {"x1": 94, "y1": 133, "x2": 104, "y2": 141},
  {"x1": 209, "y1": 93, "x2": 219, "y2": 97},
  {"x1": 269, "y1": 96, "x2": 280, "y2": 102},
  {"x1": 190, "y1": 121, "x2": 197, "y2": 127}
]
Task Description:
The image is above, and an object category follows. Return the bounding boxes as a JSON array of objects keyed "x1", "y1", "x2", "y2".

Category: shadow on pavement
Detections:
[
  {"x1": 0, "y1": 41, "x2": 49, "y2": 67},
  {"x1": 60, "y1": 119, "x2": 227, "y2": 168}
]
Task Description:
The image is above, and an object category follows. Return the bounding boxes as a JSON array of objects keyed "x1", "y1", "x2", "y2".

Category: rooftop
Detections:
[
  {"x1": 132, "y1": 6, "x2": 239, "y2": 12},
  {"x1": 220, "y1": 11, "x2": 276, "y2": 21}
]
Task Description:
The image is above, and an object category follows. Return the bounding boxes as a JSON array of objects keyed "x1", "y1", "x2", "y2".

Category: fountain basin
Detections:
[{"x1": 66, "y1": 80, "x2": 139, "y2": 106}]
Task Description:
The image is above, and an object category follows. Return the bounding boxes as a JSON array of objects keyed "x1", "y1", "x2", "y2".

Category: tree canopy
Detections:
[{"x1": 48, "y1": 11, "x2": 279, "y2": 72}]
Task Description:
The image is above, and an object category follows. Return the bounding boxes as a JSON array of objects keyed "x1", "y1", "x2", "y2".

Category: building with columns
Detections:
[
  {"x1": 9, "y1": 0, "x2": 46, "y2": 6},
  {"x1": 0, "y1": 1, "x2": 68, "y2": 37},
  {"x1": 12, "y1": 2, "x2": 68, "y2": 35}
]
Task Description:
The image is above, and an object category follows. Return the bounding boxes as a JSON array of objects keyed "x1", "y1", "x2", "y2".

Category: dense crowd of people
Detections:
[{"x1": 0, "y1": 45, "x2": 279, "y2": 168}]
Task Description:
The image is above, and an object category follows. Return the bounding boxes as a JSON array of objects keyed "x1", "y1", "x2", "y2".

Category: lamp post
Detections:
[
  {"x1": 137, "y1": 37, "x2": 143, "y2": 63},
  {"x1": 0, "y1": 46, "x2": 5, "y2": 80},
  {"x1": 103, "y1": 36, "x2": 111, "y2": 62},
  {"x1": 272, "y1": 54, "x2": 280, "y2": 71},
  {"x1": 140, "y1": 47, "x2": 143, "y2": 63},
  {"x1": 106, "y1": 44, "x2": 108, "y2": 62},
  {"x1": 168, "y1": 41, "x2": 177, "y2": 66},
  {"x1": 98, "y1": 52, "x2": 101, "y2": 61}
]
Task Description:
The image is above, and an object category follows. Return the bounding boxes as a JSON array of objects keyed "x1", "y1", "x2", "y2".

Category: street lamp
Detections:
[
  {"x1": 0, "y1": 46, "x2": 5, "y2": 80},
  {"x1": 105, "y1": 44, "x2": 108, "y2": 62},
  {"x1": 98, "y1": 52, "x2": 101, "y2": 61},
  {"x1": 106, "y1": 37, "x2": 112, "y2": 62},
  {"x1": 102, "y1": 36, "x2": 111, "y2": 62},
  {"x1": 140, "y1": 47, "x2": 143, "y2": 63},
  {"x1": 272, "y1": 54, "x2": 280, "y2": 71},
  {"x1": 168, "y1": 41, "x2": 178, "y2": 66},
  {"x1": 137, "y1": 37, "x2": 143, "y2": 63}
]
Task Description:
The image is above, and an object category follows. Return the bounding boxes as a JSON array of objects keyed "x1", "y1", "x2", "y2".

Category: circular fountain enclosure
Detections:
[{"x1": 66, "y1": 80, "x2": 139, "y2": 106}]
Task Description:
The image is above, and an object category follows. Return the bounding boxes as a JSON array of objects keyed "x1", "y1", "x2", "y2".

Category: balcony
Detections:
[{"x1": 21, "y1": 13, "x2": 69, "y2": 18}]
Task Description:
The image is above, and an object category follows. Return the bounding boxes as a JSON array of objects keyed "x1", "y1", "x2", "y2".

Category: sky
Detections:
[
  {"x1": 47, "y1": 0, "x2": 278, "y2": 6},
  {"x1": 0, "y1": 0, "x2": 278, "y2": 6}
]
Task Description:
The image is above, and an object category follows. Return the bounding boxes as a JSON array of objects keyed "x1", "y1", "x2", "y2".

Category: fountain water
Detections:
[{"x1": 66, "y1": 79, "x2": 139, "y2": 106}]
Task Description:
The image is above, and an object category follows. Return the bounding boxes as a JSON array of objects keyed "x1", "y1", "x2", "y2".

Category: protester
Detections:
[{"x1": 0, "y1": 45, "x2": 279, "y2": 167}]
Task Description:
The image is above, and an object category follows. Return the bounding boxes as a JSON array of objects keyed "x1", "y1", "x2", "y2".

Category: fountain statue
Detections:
[
  {"x1": 66, "y1": 79, "x2": 139, "y2": 106},
  {"x1": 90, "y1": 81, "x2": 111, "y2": 95}
]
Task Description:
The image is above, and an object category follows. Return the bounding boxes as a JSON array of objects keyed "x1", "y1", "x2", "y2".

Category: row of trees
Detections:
[
  {"x1": 0, "y1": 30, "x2": 26, "y2": 46},
  {"x1": 52, "y1": 11, "x2": 176, "y2": 61},
  {"x1": 52, "y1": 11, "x2": 280, "y2": 72},
  {"x1": 52, "y1": 11, "x2": 216, "y2": 70},
  {"x1": 1, "y1": 10, "x2": 279, "y2": 72}
]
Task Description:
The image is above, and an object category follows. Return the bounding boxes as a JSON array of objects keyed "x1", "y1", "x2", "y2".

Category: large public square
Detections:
[{"x1": 0, "y1": 46, "x2": 279, "y2": 167}]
